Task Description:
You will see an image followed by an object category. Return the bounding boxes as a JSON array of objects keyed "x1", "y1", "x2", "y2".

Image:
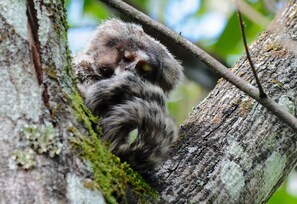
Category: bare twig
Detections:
[
  {"x1": 98, "y1": 0, "x2": 297, "y2": 132},
  {"x1": 236, "y1": 0, "x2": 270, "y2": 27},
  {"x1": 236, "y1": 1, "x2": 267, "y2": 99}
]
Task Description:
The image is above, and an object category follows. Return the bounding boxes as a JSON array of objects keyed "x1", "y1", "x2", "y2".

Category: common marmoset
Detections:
[{"x1": 73, "y1": 19, "x2": 183, "y2": 170}]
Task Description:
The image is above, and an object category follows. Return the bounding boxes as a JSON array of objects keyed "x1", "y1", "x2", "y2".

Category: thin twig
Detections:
[
  {"x1": 98, "y1": 0, "x2": 297, "y2": 132},
  {"x1": 236, "y1": 1, "x2": 267, "y2": 99}
]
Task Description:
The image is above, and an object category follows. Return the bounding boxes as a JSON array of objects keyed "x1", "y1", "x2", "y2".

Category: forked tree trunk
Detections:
[{"x1": 0, "y1": 0, "x2": 296, "y2": 203}]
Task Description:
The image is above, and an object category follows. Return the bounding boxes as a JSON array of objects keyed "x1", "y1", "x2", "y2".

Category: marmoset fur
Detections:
[{"x1": 73, "y1": 19, "x2": 183, "y2": 170}]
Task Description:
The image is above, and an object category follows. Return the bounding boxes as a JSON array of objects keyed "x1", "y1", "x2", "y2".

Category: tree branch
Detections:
[
  {"x1": 236, "y1": 0, "x2": 267, "y2": 99},
  {"x1": 99, "y1": 0, "x2": 297, "y2": 132}
]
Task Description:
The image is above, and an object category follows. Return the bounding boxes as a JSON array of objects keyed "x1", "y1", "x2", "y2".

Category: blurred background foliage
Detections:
[{"x1": 65, "y1": 0, "x2": 296, "y2": 202}]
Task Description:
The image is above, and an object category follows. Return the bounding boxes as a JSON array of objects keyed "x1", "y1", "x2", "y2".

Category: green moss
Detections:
[
  {"x1": 70, "y1": 91, "x2": 101, "y2": 135},
  {"x1": 68, "y1": 89, "x2": 157, "y2": 203},
  {"x1": 70, "y1": 127, "x2": 158, "y2": 203}
]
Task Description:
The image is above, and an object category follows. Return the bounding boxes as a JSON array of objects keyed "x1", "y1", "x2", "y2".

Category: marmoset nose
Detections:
[{"x1": 123, "y1": 61, "x2": 139, "y2": 72}]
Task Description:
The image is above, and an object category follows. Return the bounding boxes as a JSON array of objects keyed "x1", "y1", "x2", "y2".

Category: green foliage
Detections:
[
  {"x1": 64, "y1": 0, "x2": 70, "y2": 8},
  {"x1": 210, "y1": 12, "x2": 262, "y2": 65},
  {"x1": 83, "y1": 0, "x2": 109, "y2": 19},
  {"x1": 268, "y1": 181, "x2": 297, "y2": 204},
  {"x1": 196, "y1": 0, "x2": 207, "y2": 16},
  {"x1": 168, "y1": 80, "x2": 207, "y2": 125}
]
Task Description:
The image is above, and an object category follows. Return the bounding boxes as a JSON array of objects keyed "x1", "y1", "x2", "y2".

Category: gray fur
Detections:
[
  {"x1": 101, "y1": 97, "x2": 177, "y2": 169},
  {"x1": 73, "y1": 19, "x2": 183, "y2": 170},
  {"x1": 84, "y1": 72, "x2": 166, "y2": 116}
]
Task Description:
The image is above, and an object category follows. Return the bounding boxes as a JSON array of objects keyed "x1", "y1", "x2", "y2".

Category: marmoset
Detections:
[{"x1": 73, "y1": 19, "x2": 183, "y2": 170}]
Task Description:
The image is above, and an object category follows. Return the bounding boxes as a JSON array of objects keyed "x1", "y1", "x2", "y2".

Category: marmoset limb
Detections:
[{"x1": 73, "y1": 19, "x2": 183, "y2": 170}]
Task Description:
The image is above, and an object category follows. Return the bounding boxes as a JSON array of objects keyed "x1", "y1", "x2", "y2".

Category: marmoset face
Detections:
[
  {"x1": 83, "y1": 19, "x2": 183, "y2": 93},
  {"x1": 94, "y1": 38, "x2": 162, "y2": 84}
]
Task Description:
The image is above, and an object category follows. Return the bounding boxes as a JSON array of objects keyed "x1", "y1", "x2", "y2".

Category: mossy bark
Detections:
[{"x1": 0, "y1": 0, "x2": 155, "y2": 203}]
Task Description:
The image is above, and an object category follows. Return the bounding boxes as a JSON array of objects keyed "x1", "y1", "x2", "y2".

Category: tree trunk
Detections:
[
  {"x1": 149, "y1": 2, "x2": 297, "y2": 203},
  {"x1": 0, "y1": 0, "x2": 296, "y2": 204},
  {"x1": 0, "y1": 0, "x2": 104, "y2": 203},
  {"x1": 0, "y1": 1, "x2": 154, "y2": 203}
]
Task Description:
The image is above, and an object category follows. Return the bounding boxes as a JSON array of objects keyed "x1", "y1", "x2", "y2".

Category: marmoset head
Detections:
[{"x1": 75, "y1": 18, "x2": 183, "y2": 93}]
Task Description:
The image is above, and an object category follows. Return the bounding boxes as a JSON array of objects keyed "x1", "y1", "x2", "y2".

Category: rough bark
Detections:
[
  {"x1": 0, "y1": 0, "x2": 157, "y2": 203},
  {"x1": 149, "y1": 2, "x2": 297, "y2": 204},
  {"x1": 0, "y1": 0, "x2": 296, "y2": 204},
  {"x1": 0, "y1": 0, "x2": 103, "y2": 203}
]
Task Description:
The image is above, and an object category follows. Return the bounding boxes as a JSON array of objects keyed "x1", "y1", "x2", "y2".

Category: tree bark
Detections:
[
  {"x1": 149, "y1": 2, "x2": 297, "y2": 203},
  {"x1": 0, "y1": 0, "x2": 102, "y2": 203},
  {"x1": 0, "y1": 0, "x2": 157, "y2": 203},
  {"x1": 0, "y1": 0, "x2": 296, "y2": 204}
]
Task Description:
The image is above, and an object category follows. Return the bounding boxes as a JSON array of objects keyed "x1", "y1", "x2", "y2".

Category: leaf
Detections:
[{"x1": 83, "y1": 0, "x2": 109, "y2": 19}]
